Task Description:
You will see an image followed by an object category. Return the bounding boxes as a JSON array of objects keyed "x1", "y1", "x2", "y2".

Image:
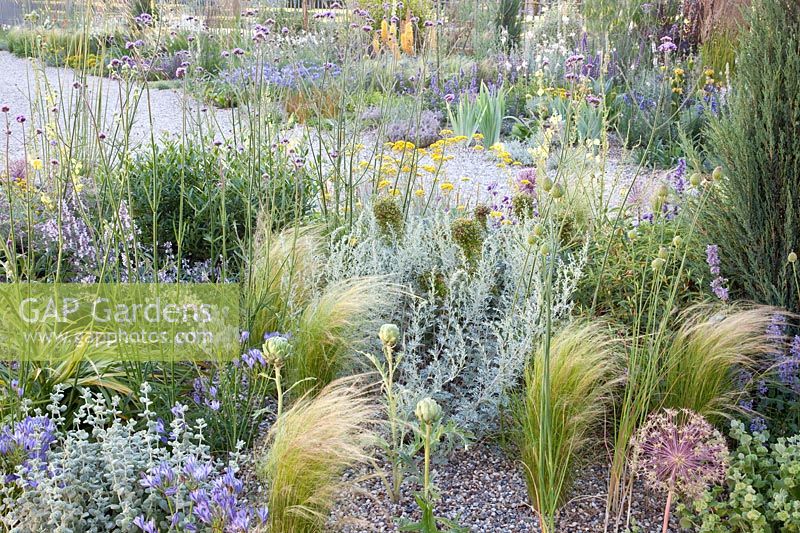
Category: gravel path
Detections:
[
  {"x1": 0, "y1": 51, "x2": 234, "y2": 162},
  {"x1": 329, "y1": 442, "x2": 681, "y2": 533}
]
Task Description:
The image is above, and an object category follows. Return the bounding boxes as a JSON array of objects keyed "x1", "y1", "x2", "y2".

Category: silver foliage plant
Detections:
[
  {"x1": 325, "y1": 207, "x2": 587, "y2": 434},
  {"x1": 0, "y1": 384, "x2": 265, "y2": 532}
]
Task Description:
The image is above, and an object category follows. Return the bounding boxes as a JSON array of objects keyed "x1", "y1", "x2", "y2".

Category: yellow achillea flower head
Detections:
[{"x1": 440, "y1": 182, "x2": 454, "y2": 193}]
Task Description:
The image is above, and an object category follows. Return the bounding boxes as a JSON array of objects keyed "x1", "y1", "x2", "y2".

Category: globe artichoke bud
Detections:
[
  {"x1": 789, "y1": 251, "x2": 798, "y2": 264},
  {"x1": 415, "y1": 397, "x2": 442, "y2": 425},
  {"x1": 379, "y1": 323, "x2": 400, "y2": 347},
  {"x1": 264, "y1": 335, "x2": 291, "y2": 366}
]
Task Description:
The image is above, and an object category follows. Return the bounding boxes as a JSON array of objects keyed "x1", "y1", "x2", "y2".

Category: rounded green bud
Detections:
[
  {"x1": 672, "y1": 235, "x2": 683, "y2": 248},
  {"x1": 264, "y1": 335, "x2": 291, "y2": 364},
  {"x1": 789, "y1": 251, "x2": 798, "y2": 264},
  {"x1": 550, "y1": 184, "x2": 564, "y2": 199},
  {"x1": 539, "y1": 243, "x2": 551, "y2": 256},
  {"x1": 689, "y1": 173, "x2": 702, "y2": 187},
  {"x1": 415, "y1": 397, "x2": 442, "y2": 425},
  {"x1": 712, "y1": 166, "x2": 724, "y2": 181},
  {"x1": 657, "y1": 184, "x2": 669, "y2": 198},
  {"x1": 541, "y1": 176, "x2": 553, "y2": 192},
  {"x1": 658, "y1": 246, "x2": 668, "y2": 260},
  {"x1": 651, "y1": 257, "x2": 666, "y2": 271},
  {"x1": 379, "y1": 323, "x2": 400, "y2": 346},
  {"x1": 533, "y1": 223, "x2": 545, "y2": 238},
  {"x1": 627, "y1": 229, "x2": 637, "y2": 241}
]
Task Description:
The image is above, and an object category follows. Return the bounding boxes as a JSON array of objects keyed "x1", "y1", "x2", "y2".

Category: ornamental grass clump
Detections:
[
  {"x1": 660, "y1": 304, "x2": 780, "y2": 420},
  {"x1": 512, "y1": 320, "x2": 621, "y2": 531},
  {"x1": 632, "y1": 409, "x2": 728, "y2": 533},
  {"x1": 245, "y1": 221, "x2": 395, "y2": 396},
  {"x1": 257, "y1": 376, "x2": 378, "y2": 533}
]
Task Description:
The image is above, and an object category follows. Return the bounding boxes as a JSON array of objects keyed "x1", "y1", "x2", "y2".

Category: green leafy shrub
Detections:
[
  {"x1": 127, "y1": 140, "x2": 311, "y2": 264},
  {"x1": 702, "y1": 0, "x2": 800, "y2": 313},
  {"x1": 575, "y1": 213, "x2": 705, "y2": 329},
  {"x1": 678, "y1": 420, "x2": 800, "y2": 532}
]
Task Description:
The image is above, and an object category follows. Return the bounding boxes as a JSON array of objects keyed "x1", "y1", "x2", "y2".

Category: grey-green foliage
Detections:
[
  {"x1": 703, "y1": 0, "x2": 800, "y2": 313},
  {"x1": 324, "y1": 208, "x2": 587, "y2": 435},
  {"x1": 0, "y1": 385, "x2": 245, "y2": 532},
  {"x1": 678, "y1": 420, "x2": 800, "y2": 532}
]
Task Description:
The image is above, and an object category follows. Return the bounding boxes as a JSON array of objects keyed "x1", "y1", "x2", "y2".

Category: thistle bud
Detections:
[
  {"x1": 657, "y1": 184, "x2": 669, "y2": 198},
  {"x1": 415, "y1": 397, "x2": 442, "y2": 425},
  {"x1": 651, "y1": 257, "x2": 666, "y2": 271},
  {"x1": 533, "y1": 223, "x2": 545, "y2": 238},
  {"x1": 550, "y1": 184, "x2": 564, "y2": 199},
  {"x1": 789, "y1": 251, "x2": 798, "y2": 264},
  {"x1": 658, "y1": 246, "x2": 668, "y2": 260},
  {"x1": 541, "y1": 177, "x2": 553, "y2": 192},
  {"x1": 379, "y1": 323, "x2": 400, "y2": 346},
  {"x1": 689, "y1": 173, "x2": 702, "y2": 187},
  {"x1": 672, "y1": 235, "x2": 683, "y2": 248},
  {"x1": 539, "y1": 243, "x2": 551, "y2": 256},
  {"x1": 712, "y1": 166, "x2": 723, "y2": 181}
]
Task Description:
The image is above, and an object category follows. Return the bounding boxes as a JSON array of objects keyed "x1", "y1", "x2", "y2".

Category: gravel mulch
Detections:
[
  {"x1": 329, "y1": 442, "x2": 682, "y2": 533},
  {"x1": 0, "y1": 51, "x2": 233, "y2": 160}
]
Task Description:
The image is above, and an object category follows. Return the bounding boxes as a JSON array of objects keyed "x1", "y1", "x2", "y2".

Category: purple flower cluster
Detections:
[
  {"x1": 632, "y1": 408, "x2": 727, "y2": 497},
  {"x1": 221, "y1": 61, "x2": 340, "y2": 91},
  {"x1": 658, "y1": 36, "x2": 678, "y2": 54},
  {"x1": 705, "y1": 244, "x2": 729, "y2": 301},
  {"x1": 136, "y1": 456, "x2": 268, "y2": 532},
  {"x1": 0, "y1": 415, "x2": 57, "y2": 482}
]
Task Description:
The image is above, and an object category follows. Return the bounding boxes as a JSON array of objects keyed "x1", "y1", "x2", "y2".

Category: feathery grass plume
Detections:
[
  {"x1": 257, "y1": 376, "x2": 379, "y2": 533},
  {"x1": 289, "y1": 276, "x2": 397, "y2": 396},
  {"x1": 660, "y1": 304, "x2": 781, "y2": 420},
  {"x1": 512, "y1": 320, "x2": 621, "y2": 530},
  {"x1": 245, "y1": 221, "x2": 321, "y2": 343}
]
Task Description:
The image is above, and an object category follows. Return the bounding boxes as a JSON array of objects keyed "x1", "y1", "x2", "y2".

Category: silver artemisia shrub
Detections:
[{"x1": 325, "y1": 206, "x2": 587, "y2": 435}]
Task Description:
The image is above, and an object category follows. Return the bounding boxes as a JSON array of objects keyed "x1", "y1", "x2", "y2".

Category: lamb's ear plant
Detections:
[
  {"x1": 258, "y1": 376, "x2": 379, "y2": 533},
  {"x1": 512, "y1": 320, "x2": 621, "y2": 530}
]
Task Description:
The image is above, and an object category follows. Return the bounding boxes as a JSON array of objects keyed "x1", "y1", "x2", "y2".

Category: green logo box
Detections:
[{"x1": 0, "y1": 283, "x2": 240, "y2": 362}]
